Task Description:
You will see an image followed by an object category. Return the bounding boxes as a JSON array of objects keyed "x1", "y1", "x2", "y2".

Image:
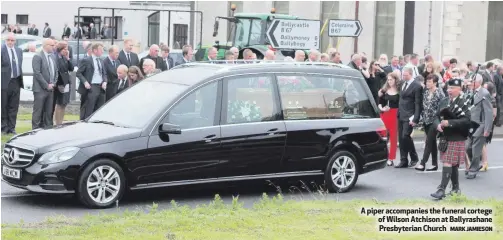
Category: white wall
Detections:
[
  {"x1": 458, "y1": 1, "x2": 488, "y2": 62},
  {"x1": 393, "y1": 1, "x2": 405, "y2": 57},
  {"x1": 413, "y1": 1, "x2": 431, "y2": 56},
  {"x1": 289, "y1": 1, "x2": 320, "y2": 20},
  {"x1": 336, "y1": 1, "x2": 357, "y2": 63},
  {"x1": 195, "y1": 1, "x2": 228, "y2": 47}
]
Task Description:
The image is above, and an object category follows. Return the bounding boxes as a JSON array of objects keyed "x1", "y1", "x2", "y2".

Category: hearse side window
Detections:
[
  {"x1": 223, "y1": 75, "x2": 276, "y2": 124},
  {"x1": 276, "y1": 74, "x2": 378, "y2": 120},
  {"x1": 166, "y1": 81, "x2": 219, "y2": 129}
]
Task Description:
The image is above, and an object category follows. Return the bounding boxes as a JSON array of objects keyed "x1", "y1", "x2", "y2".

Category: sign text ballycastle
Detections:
[
  {"x1": 280, "y1": 22, "x2": 311, "y2": 48},
  {"x1": 267, "y1": 19, "x2": 320, "y2": 50}
]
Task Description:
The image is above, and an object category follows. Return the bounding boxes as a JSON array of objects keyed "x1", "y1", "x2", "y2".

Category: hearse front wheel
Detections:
[
  {"x1": 77, "y1": 159, "x2": 126, "y2": 208},
  {"x1": 324, "y1": 150, "x2": 359, "y2": 193}
]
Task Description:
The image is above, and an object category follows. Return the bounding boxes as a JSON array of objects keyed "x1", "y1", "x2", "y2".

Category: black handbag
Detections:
[{"x1": 438, "y1": 136, "x2": 448, "y2": 152}]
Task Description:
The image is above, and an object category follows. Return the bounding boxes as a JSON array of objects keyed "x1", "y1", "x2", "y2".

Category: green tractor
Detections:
[{"x1": 195, "y1": 8, "x2": 311, "y2": 61}]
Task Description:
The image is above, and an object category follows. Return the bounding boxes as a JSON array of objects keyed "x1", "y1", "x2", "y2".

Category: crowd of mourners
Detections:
[{"x1": 322, "y1": 51, "x2": 501, "y2": 179}]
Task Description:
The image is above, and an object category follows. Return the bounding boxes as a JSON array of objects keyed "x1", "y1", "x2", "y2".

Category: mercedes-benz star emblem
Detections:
[{"x1": 8, "y1": 148, "x2": 18, "y2": 164}]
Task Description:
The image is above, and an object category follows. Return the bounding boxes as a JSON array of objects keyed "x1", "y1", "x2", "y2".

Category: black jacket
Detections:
[
  {"x1": 139, "y1": 55, "x2": 167, "y2": 75},
  {"x1": 398, "y1": 80, "x2": 423, "y2": 123},
  {"x1": 56, "y1": 55, "x2": 74, "y2": 86},
  {"x1": 433, "y1": 97, "x2": 471, "y2": 141},
  {"x1": 118, "y1": 50, "x2": 140, "y2": 68},
  {"x1": 76, "y1": 56, "x2": 108, "y2": 95}
]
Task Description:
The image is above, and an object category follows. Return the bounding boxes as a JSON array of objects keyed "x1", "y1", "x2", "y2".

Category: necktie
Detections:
[
  {"x1": 96, "y1": 58, "x2": 102, "y2": 76},
  {"x1": 112, "y1": 60, "x2": 116, "y2": 68},
  {"x1": 47, "y1": 54, "x2": 54, "y2": 82},
  {"x1": 10, "y1": 48, "x2": 18, "y2": 78},
  {"x1": 402, "y1": 81, "x2": 408, "y2": 91},
  {"x1": 118, "y1": 79, "x2": 124, "y2": 89},
  {"x1": 165, "y1": 59, "x2": 169, "y2": 70},
  {"x1": 127, "y1": 53, "x2": 131, "y2": 64}
]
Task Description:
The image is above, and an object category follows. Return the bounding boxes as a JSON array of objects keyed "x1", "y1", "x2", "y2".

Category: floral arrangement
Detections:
[
  {"x1": 277, "y1": 76, "x2": 315, "y2": 92},
  {"x1": 227, "y1": 100, "x2": 262, "y2": 124}
]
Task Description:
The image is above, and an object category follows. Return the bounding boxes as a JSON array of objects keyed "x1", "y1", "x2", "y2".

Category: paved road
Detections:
[{"x1": 2, "y1": 139, "x2": 503, "y2": 224}]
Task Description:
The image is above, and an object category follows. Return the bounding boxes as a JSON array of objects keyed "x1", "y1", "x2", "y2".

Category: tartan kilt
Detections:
[{"x1": 440, "y1": 140, "x2": 466, "y2": 165}]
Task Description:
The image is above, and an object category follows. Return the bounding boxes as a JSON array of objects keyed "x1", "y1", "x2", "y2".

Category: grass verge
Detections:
[
  {"x1": 1, "y1": 194, "x2": 502, "y2": 240},
  {"x1": 1, "y1": 114, "x2": 79, "y2": 146},
  {"x1": 16, "y1": 114, "x2": 80, "y2": 122}
]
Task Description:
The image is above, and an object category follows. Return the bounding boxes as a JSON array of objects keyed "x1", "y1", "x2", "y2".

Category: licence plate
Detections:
[{"x1": 2, "y1": 166, "x2": 21, "y2": 179}]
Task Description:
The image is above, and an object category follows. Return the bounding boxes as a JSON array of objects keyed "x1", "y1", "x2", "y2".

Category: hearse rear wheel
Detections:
[{"x1": 324, "y1": 150, "x2": 359, "y2": 193}]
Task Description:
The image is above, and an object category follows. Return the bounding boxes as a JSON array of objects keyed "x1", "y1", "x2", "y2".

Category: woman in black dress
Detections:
[{"x1": 53, "y1": 41, "x2": 74, "y2": 125}]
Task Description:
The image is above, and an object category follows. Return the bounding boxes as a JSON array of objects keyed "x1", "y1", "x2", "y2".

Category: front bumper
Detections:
[{"x1": 1, "y1": 151, "x2": 89, "y2": 194}]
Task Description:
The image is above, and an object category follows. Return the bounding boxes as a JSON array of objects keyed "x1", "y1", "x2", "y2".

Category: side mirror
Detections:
[
  {"x1": 159, "y1": 123, "x2": 181, "y2": 135},
  {"x1": 213, "y1": 20, "x2": 219, "y2": 37}
]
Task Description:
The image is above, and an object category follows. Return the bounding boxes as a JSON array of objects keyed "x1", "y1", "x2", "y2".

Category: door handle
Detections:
[
  {"x1": 204, "y1": 134, "x2": 217, "y2": 142},
  {"x1": 266, "y1": 128, "x2": 279, "y2": 135}
]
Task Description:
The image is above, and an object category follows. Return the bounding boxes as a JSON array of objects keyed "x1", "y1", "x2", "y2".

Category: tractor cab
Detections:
[{"x1": 195, "y1": 8, "x2": 303, "y2": 61}]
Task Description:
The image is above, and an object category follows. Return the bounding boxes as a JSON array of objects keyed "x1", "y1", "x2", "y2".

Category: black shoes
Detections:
[
  {"x1": 431, "y1": 189, "x2": 446, "y2": 199},
  {"x1": 426, "y1": 166, "x2": 438, "y2": 171},
  {"x1": 431, "y1": 166, "x2": 452, "y2": 200},
  {"x1": 394, "y1": 161, "x2": 408, "y2": 168}
]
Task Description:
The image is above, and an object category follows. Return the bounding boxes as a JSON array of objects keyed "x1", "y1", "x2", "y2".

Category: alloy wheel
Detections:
[
  {"x1": 86, "y1": 165, "x2": 121, "y2": 204},
  {"x1": 330, "y1": 155, "x2": 356, "y2": 189}
]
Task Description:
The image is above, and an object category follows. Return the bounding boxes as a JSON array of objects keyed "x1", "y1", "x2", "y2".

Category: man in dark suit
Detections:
[
  {"x1": 62, "y1": 23, "x2": 71, "y2": 39},
  {"x1": 116, "y1": 64, "x2": 130, "y2": 94},
  {"x1": 74, "y1": 24, "x2": 83, "y2": 39},
  {"x1": 89, "y1": 23, "x2": 98, "y2": 39},
  {"x1": 160, "y1": 45, "x2": 174, "y2": 70},
  {"x1": 103, "y1": 45, "x2": 121, "y2": 101},
  {"x1": 174, "y1": 45, "x2": 193, "y2": 67},
  {"x1": 32, "y1": 38, "x2": 58, "y2": 129},
  {"x1": 118, "y1": 39, "x2": 139, "y2": 68},
  {"x1": 42, "y1": 22, "x2": 52, "y2": 38},
  {"x1": 76, "y1": 43, "x2": 108, "y2": 120},
  {"x1": 27, "y1": 24, "x2": 37, "y2": 36},
  {"x1": 482, "y1": 62, "x2": 495, "y2": 84},
  {"x1": 1, "y1": 33, "x2": 24, "y2": 134},
  {"x1": 396, "y1": 67, "x2": 423, "y2": 168},
  {"x1": 139, "y1": 44, "x2": 167, "y2": 75}
]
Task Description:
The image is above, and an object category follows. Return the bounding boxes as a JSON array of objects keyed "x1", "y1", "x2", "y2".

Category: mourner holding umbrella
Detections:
[{"x1": 430, "y1": 78, "x2": 472, "y2": 199}]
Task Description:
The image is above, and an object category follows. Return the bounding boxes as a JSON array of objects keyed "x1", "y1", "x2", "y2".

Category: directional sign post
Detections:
[
  {"x1": 327, "y1": 19, "x2": 363, "y2": 37},
  {"x1": 266, "y1": 19, "x2": 321, "y2": 50}
]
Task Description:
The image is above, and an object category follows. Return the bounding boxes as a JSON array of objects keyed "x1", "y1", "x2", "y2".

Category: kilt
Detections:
[{"x1": 440, "y1": 140, "x2": 466, "y2": 165}]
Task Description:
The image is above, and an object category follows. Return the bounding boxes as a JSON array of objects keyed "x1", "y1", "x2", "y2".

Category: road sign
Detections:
[
  {"x1": 266, "y1": 19, "x2": 321, "y2": 50},
  {"x1": 327, "y1": 19, "x2": 363, "y2": 37}
]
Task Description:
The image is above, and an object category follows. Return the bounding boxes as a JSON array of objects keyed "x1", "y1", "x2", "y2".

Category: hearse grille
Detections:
[{"x1": 2, "y1": 145, "x2": 35, "y2": 168}]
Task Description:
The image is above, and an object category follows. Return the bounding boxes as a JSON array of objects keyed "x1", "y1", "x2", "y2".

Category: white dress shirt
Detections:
[
  {"x1": 91, "y1": 55, "x2": 103, "y2": 84},
  {"x1": 402, "y1": 78, "x2": 415, "y2": 91}
]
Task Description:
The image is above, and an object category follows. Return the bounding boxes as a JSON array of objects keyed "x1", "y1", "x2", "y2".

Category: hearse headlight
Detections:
[{"x1": 37, "y1": 147, "x2": 80, "y2": 165}]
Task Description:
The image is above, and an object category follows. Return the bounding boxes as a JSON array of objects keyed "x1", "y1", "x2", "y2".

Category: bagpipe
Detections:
[
  {"x1": 439, "y1": 94, "x2": 484, "y2": 134},
  {"x1": 437, "y1": 94, "x2": 480, "y2": 152}
]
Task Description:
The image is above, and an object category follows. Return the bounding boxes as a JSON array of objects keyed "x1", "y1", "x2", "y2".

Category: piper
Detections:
[{"x1": 430, "y1": 78, "x2": 472, "y2": 199}]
